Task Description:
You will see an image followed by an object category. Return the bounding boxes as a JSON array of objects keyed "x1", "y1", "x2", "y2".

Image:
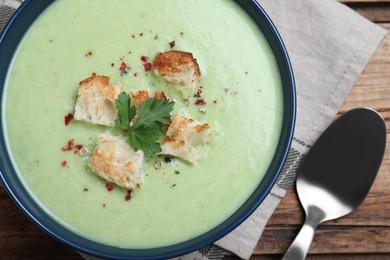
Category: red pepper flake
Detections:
[
  {"x1": 92, "y1": 72, "x2": 97, "y2": 77},
  {"x1": 125, "y1": 190, "x2": 133, "y2": 201},
  {"x1": 105, "y1": 183, "x2": 114, "y2": 192},
  {"x1": 73, "y1": 144, "x2": 83, "y2": 154},
  {"x1": 134, "y1": 72, "x2": 138, "y2": 77},
  {"x1": 64, "y1": 113, "x2": 74, "y2": 126},
  {"x1": 194, "y1": 88, "x2": 203, "y2": 98},
  {"x1": 141, "y1": 56, "x2": 149, "y2": 62},
  {"x1": 61, "y1": 139, "x2": 74, "y2": 152},
  {"x1": 120, "y1": 62, "x2": 127, "y2": 71},
  {"x1": 195, "y1": 99, "x2": 206, "y2": 106},
  {"x1": 61, "y1": 161, "x2": 67, "y2": 167},
  {"x1": 143, "y1": 63, "x2": 152, "y2": 71},
  {"x1": 74, "y1": 144, "x2": 83, "y2": 150}
]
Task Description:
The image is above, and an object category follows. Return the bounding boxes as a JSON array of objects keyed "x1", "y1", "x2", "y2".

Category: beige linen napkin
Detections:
[{"x1": 1, "y1": 0, "x2": 386, "y2": 259}]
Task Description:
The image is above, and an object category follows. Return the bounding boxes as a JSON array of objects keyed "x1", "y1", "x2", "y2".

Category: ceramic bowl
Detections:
[{"x1": 0, "y1": 0, "x2": 296, "y2": 259}]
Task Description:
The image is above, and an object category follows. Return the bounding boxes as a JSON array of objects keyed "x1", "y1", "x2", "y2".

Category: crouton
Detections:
[
  {"x1": 153, "y1": 51, "x2": 201, "y2": 91},
  {"x1": 88, "y1": 133, "x2": 144, "y2": 190},
  {"x1": 74, "y1": 75, "x2": 122, "y2": 126},
  {"x1": 130, "y1": 90, "x2": 168, "y2": 111},
  {"x1": 161, "y1": 114, "x2": 210, "y2": 163}
]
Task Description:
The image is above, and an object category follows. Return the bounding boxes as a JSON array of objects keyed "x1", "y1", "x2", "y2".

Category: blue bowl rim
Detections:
[{"x1": 0, "y1": 0, "x2": 296, "y2": 259}]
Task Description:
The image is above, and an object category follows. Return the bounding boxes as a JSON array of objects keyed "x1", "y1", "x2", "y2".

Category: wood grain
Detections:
[{"x1": 0, "y1": 186, "x2": 82, "y2": 259}]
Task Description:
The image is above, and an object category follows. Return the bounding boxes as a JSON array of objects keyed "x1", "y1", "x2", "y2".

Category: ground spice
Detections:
[
  {"x1": 194, "y1": 99, "x2": 206, "y2": 106},
  {"x1": 119, "y1": 62, "x2": 127, "y2": 71},
  {"x1": 154, "y1": 161, "x2": 162, "y2": 169},
  {"x1": 164, "y1": 157, "x2": 172, "y2": 164},
  {"x1": 64, "y1": 113, "x2": 74, "y2": 125},
  {"x1": 61, "y1": 139, "x2": 74, "y2": 152},
  {"x1": 85, "y1": 50, "x2": 93, "y2": 57},
  {"x1": 105, "y1": 183, "x2": 114, "y2": 192},
  {"x1": 73, "y1": 144, "x2": 83, "y2": 154},
  {"x1": 141, "y1": 56, "x2": 149, "y2": 62},
  {"x1": 143, "y1": 63, "x2": 152, "y2": 71},
  {"x1": 125, "y1": 190, "x2": 133, "y2": 201}
]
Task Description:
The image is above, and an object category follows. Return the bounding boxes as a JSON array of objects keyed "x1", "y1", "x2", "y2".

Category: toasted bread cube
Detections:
[
  {"x1": 74, "y1": 75, "x2": 123, "y2": 126},
  {"x1": 153, "y1": 51, "x2": 201, "y2": 91},
  {"x1": 130, "y1": 90, "x2": 168, "y2": 111},
  {"x1": 161, "y1": 114, "x2": 210, "y2": 163},
  {"x1": 88, "y1": 133, "x2": 144, "y2": 190}
]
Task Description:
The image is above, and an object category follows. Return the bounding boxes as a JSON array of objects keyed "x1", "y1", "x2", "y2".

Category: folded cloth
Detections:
[{"x1": 1, "y1": 0, "x2": 386, "y2": 259}]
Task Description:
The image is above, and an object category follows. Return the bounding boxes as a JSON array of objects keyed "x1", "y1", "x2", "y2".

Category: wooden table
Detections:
[{"x1": 0, "y1": 1, "x2": 389, "y2": 259}]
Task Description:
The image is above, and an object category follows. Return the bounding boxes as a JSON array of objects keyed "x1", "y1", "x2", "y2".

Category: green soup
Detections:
[{"x1": 3, "y1": 0, "x2": 283, "y2": 248}]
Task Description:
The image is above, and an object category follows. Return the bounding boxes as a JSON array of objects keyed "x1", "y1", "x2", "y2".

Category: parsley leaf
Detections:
[
  {"x1": 133, "y1": 97, "x2": 175, "y2": 127},
  {"x1": 115, "y1": 91, "x2": 137, "y2": 128},
  {"x1": 129, "y1": 124, "x2": 163, "y2": 155},
  {"x1": 115, "y1": 92, "x2": 174, "y2": 156}
]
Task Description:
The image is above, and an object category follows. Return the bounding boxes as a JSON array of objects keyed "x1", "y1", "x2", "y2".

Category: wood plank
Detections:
[
  {"x1": 0, "y1": 186, "x2": 83, "y2": 259},
  {"x1": 254, "y1": 226, "x2": 390, "y2": 255},
  {"x1": 337, "y1": 2, "x2": 390, "y2": 22}
]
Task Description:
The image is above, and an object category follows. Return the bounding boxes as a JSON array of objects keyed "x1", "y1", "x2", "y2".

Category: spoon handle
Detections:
[
  {"x1": 282, "y1": 222, "x2": 316, "y2": 260},
  {"x1": 282, "y1": 206, "x2": 323, "y2": 260}
]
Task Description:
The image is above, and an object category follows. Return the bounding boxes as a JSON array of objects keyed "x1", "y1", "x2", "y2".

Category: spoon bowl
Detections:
[{"x1": 283, "y1": 107, "x2": 386, "y2": 260}]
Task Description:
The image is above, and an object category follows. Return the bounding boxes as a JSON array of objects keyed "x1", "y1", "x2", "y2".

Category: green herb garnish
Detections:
[{"x1": 115, "y1": 91, "x2": 174, "y2": 156}]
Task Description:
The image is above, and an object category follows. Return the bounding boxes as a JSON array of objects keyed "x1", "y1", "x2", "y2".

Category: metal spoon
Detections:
[{"x1": 282, "y1": 107, "x2": 386, "y2": 260}]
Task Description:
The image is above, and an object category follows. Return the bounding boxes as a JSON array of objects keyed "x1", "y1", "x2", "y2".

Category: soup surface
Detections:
[{"x1": 3, "y1": 0, "x2": 283, "y2": 248}]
